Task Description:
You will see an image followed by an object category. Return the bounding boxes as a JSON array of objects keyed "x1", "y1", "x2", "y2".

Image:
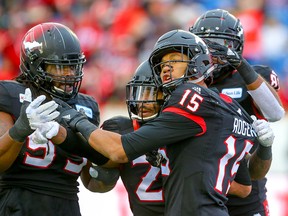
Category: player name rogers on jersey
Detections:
[{"x1": 232, "y1": 117, "x2": 257, "y2": 137}]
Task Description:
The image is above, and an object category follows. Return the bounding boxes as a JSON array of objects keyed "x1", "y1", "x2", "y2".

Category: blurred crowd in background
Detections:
[{"x1": 0, "y1": 0, "x2": 288, "y2": 110}]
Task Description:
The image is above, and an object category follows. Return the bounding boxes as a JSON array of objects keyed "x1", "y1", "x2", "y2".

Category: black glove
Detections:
[
  {"x1": 204, "y1": 39, "x2": 242, "y2": 69},
  {"x1": 89, "y1": 164, "x2": 120, "y2": 185},
  {"x1": 145, "y1": 150, "x2": 166, "y2": 168},
  {"x1": 9, "y1": 88, "x2": 34, "y2": 142},
  {"x1": 54, "y1": 98, "x2": 97, "y2": 140}
]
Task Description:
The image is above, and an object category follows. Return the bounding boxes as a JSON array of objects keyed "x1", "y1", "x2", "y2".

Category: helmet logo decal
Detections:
[{"x1": 24, "y1": 41, "x2": 43, "y2": 58}]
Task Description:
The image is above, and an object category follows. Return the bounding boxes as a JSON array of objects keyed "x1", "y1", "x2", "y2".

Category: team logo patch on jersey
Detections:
[
  {"x1": 19, "y1": 93, "x2": 26, "y2": 103},
  {"x1": 75, "y1": 104, "x2": 93, "y2": 118},
  {"x1": 221, "y1": 88, "x2": 242, "y2": 99},
  {"x1": 19, "y1": 91, "x2": 32, "y2": 103}
]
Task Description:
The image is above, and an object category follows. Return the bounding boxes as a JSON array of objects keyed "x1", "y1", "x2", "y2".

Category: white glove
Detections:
[
  {"x1": 31, "y1": 121, "x2": 60, "y2": 144},
  {"x1": 26, "y1": 94, "x2": 60, "y2": 129},
  {"x1": 251, "y1": 116, "x2": 275, "y2": 147}
]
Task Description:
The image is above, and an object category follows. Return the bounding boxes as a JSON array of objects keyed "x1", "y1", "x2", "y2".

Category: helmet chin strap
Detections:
[{"x1": 188, "y1": 75, "x2": 205, "y2": 84}]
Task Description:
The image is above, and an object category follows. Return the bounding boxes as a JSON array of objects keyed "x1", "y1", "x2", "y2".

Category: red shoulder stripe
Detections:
[{"x1": 162, "y1": 107, "x2": 206, "y2": 136}]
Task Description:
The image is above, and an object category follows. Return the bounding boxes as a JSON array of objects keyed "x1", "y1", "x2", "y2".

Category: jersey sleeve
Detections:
[{"x1": 0, "y1": 82, "x2": 15, "y2": 113}]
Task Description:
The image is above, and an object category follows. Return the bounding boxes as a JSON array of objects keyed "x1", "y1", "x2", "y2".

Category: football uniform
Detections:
[
  {"x1": 0, "y1": 81, "x2": 108, "y2": 216},
  {"x1": 102, "y1": 116, "x2": 165, "y2": 216},
  {"x1": 211, "y1": 65, "x2": 280, "y2": 216},
  {"x1": 122, "y1": 82, "x2": 258, "y2": 216}
]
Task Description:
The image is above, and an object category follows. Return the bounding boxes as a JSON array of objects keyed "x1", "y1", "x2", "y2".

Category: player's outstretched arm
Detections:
[
  {"x1": 53, "y1": 100, "x2": 128, "y2": 163},
  {"x1": 28, "y1": 98, "x2": 128, "y2": 163}
]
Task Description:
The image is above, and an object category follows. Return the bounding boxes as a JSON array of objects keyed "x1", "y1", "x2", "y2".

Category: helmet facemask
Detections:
[{"x1": 126, "y1": 82, "x2": 164, "y2": 123}]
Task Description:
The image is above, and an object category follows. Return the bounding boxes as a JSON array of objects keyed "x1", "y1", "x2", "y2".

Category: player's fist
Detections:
[
  {"x1": 252, "y1": 117, "x2": 275, "y2": 147},
  {"x1": 204, "y1": 39, "x2": 242, "y2": 68}
]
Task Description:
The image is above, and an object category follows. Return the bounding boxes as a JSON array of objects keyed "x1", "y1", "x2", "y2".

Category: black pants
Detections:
[{"x1": 0, "y1": 188, "x2": 81, "y2": 216}]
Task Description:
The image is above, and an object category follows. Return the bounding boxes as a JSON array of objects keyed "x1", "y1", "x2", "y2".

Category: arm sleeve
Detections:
[
  {"x1": 59, "y1": 128, "x2": 109, "y2": 165},
  {"x1": 233, "y1": 158, "x2": 252, "y2": 186},
  {"x1": 248, "y1": 65, "x2": 285, "y2": 121}
]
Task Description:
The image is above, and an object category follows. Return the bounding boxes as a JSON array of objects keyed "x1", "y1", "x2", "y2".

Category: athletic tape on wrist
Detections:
[
  {"x1": 256, "y1": 145, "x2": 272, "y2": 160},
  {"x1": 237, "y1": 59, "x2": 258, "y2": 85}
]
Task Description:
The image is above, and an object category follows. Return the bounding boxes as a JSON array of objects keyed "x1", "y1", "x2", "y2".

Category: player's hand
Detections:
[
  {"x1": 9, "y1": 88, "x2": 34, "y2": 142},
  {"x1": 54, "y1": 98, "x2": 88, "y2": 129},
  {"x1": 31, "y1": 121, "x2": 60, "y2": 144},
  {"x1": 54, "y1": 98, "x2": 97, "y2": 140},
  {"x1": 251, "y1": 116, "x2": 275, "y2": 147},
  {"x1": 204, "y1": 39, "x2": 242, "y2": 69},
  {"x1": 145, "y1": 150, "x2": 166, "y2": 168},
  {"x1": 26, "y1": 94, "x2": 59, "y2": 130},
  {"x1": 89, "y1": 164, "x2": 120, "y2": 185}
]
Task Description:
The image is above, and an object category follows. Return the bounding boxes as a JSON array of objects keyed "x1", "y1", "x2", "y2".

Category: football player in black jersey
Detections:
[
  {"x1": 189, "y1": 9, "x2": 285, "y2": 216},
  {"x1": 0, "y1": 22, "x2": 114, "y2": 216},
  {"x1": 27, "y1": 30, "x2": 275, "y2": 216},
  {"x1": 90, "y1": 60, "x2": 165, "y2": 216}
]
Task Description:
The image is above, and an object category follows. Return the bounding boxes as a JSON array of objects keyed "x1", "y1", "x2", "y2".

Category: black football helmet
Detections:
[
  {"x1": 189, "y1": 9, "x2": 244, "y2": 54},
  {"x1": 149, "y1": 29, "x2": 215, "y2": 94},
  {"x1": 20, "y1": 22, "x2": 86, "y2": 100},
  {"x1": 126, "y1": 60, "x2": 164, "y2": 123}
]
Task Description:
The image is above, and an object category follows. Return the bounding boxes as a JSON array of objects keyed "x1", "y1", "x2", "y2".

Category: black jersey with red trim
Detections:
[
  {"x1": 0, "y1": 80, "x2": 108, "y2": 200},
  {"x1": 101, "y1": 116, "x2": 165, "y2": 216},
  {"x1": 121, "y1": 82, "x2": 257, "y2": 216},
  {"x1": 211, "y1": 65, "x2": 280, "y2": 215}
]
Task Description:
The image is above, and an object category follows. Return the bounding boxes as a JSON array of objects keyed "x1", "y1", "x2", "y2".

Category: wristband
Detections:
[
  {"x1": 237, "y1": 59, "x2": 258, "y2": 85},
  {"x1": 9, "y1": 127, "x2": 26, "y2": 142},
  {"x1": 256, "y1": 145, "x2": 272, "y2": 160},
  {"x1": 58, "y1": 128, "x2": 109, "y2": 165},
  {"x1": 76, "y1": 119, "x2": 97, "y2": 141}
]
